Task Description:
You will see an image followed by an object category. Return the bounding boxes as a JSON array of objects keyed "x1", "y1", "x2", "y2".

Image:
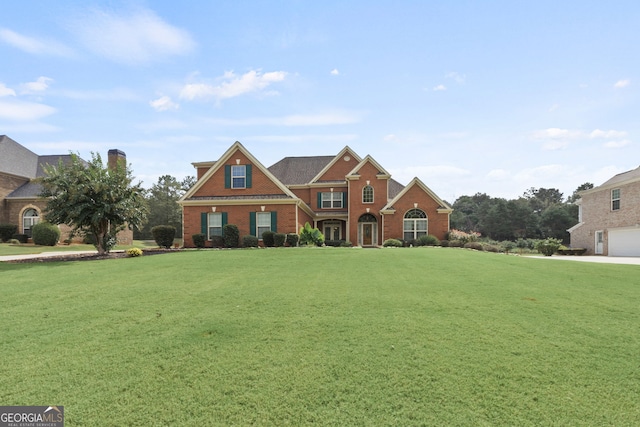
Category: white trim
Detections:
[{"x1": 382, "y1": 177, "x2": 452, "y2": 213}]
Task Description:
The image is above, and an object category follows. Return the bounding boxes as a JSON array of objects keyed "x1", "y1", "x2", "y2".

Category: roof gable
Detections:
[
  {"x1": 180, "y1": 141, "x2": 298, "y2": 201},
  {"x1": 382, "y1": 177, "x2": 452, "y2": 212},
  {"x1": 311, "y1": 146, "x2": 362, "y2": 183},
  {"x1": 346, "y1": 155, "x2": 391, "y2": 179}
]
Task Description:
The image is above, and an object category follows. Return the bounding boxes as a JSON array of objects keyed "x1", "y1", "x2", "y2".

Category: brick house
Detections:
[
  {"x1": 0, "y1": 135, "x2": 132, "y2": 244},
  {"x1": 179, "y1": 141, "x2": 452, "y2": 247},
  {"x1": 569, "y1": 166, "x2": 640, "y2": 256}
]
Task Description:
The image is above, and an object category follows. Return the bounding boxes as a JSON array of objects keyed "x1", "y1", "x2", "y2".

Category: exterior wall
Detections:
[
  {"x1": 193, "y1": 151, "x2": 284, "y2": 197},
  {"x1": 291, "y1": 187, "x2": 311, "y2": 205},
  {"x1": 347, "y1": 162, "x2": 390, "y2": 245},
  {"x1": 311, "y1": 186, "x2": 348, "y2": 212},
  {"x1": 183, "y1": 202, "x2": 299, "y2": 247},
  {"x1": 317, "y1": 151, "x2": 359, "y2": 181},
  {"x1": 383, "y1": 186, "x2": 450, "y2": 241},
  {"x1": 0, "y1": 173, "x2": 29, "y2": 223},
  {"x1": 571, "y1": 180, "x2": 640, "y2": 255}
]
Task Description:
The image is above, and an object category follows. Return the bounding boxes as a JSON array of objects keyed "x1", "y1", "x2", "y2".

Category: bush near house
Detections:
[
  {"x1": 152, "y1": 225, "x2": 176, "y2": 249},
  {"x1": 0, "y1": 224, "x2": 18, "y2": 242},
  {"x1": 536, "y1": 238, "x2": 563, "y2": 256},
  {"x1": 274, "y1": 233, "x2": 286, "y2": 247},
  {"x1": 299, "y1": 222, "x2": 324, "y2": 246},
  {"x1": 126, "y1": 248, "x2": 143, "y2": 257},
  {"x1": 223, "y1": 224, "x2": 240, "y2": 248},
  {"x1": 192, "y1": 234, "x2": 206, "y2": 249},
  {"x1": 210, "y1": 235, "x2": 224, "y2": 248},
  {"x1": 12, "y1": 234, "x2": 28, "y2": 243},
  {"x1": 383, "y1": 238, "x2": 403, "y2": 247},
  {"x1": 243, "y1": 235, "x2": 259, "y2": 248},
  {"x1": 416, "y1": 235, "x2": 440, "y2": 246},
  {"x1": 262, "y1": 231, "x2": 275, "y2": 247},
  {"x1": 31, "y1": 222, "x2": 60, "y2": 246},
  {"x1": 286, "y1": 233, "x2": 299, "y2": 247}
]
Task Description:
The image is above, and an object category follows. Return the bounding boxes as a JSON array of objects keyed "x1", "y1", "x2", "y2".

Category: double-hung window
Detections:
[
  {"x1": 611, "y1": 189, "x2": 620, "y2": 211},
  {"x1": 321, "y1": 192, "x2": 343, "y2": 208},
  {"x1": 257, "y1": 212, "x2": 272, "y2": 238},
  {"x1": 208, "y1": 212, "x2": 223, "y2": 238},
  {"x1": 232, "y1": 165, "x2": 246, "y2": 188}
]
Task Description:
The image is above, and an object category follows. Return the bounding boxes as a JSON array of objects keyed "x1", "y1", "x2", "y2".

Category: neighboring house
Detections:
[
  {"x1": 0, "y1": 135, "x2": 132, "y2": 244},
  {"x1": 179, "y1": 141, "x2": 453, "y2": 247},
  {"x1": 569, "y1": 166, "x2": 640, "y2": 256}
]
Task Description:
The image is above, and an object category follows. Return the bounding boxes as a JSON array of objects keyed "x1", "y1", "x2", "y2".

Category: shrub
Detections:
[
  {"x1": 448, "y1": 239, "x2": 464, "y2": 248},
  {"x1": 464, "y1": 241, "x2": 484, "y2": 251},
  {"x1": 223, "y1": 224, "x2": 240, "y2": 248},
  {"x1": 0, "y1": 224, "x2": 17, "y2": 242},
  {"x1": 299, "y1": 222, "x2": 324, "y2": 246},
  {"x1": 126, "y1": 247, "x2": 143, "y2": 257},
  {"x1": 536, "y1": 238, "x2": 563, "y2": 256},
  {"x1": 416, "y1": 235, "x2": 440, "y2": 246},
  {"x1": 274, "y1": 233, "x2": 286, "y2": 247},
  {"x1": 152, "y1": 225, "x2": 176, "y2": 249},
  {"x1": 325, "y1": 240, "x2": 346, "y2": 247},
  {"x1": 383, "y1": 238, "x2": 403, "y2": 247},
  {"x1": 448, "y1": 229, "x2": 481, "y2": 244},
  {"x1": 242, "y1": 235, "x2": 259, "y2": 248},
  {"x1": 501, "y1": 241, "x2": 516, "y2": 254},
  {"x1": 31, "y1": 222, "x2": 60, "y2": 246},
  {"x1": 340, "y1": 241, "x2": 352, "y2": 247},
  {"x1": 8, "y1": 239, "x2": 21, "y2": 245},
  {"x1": 286, "y1": 233, "x2": 299, "y2": 247},
  {"x1": 192, "y1": 233, "x2": 206, "y2": 248},
  {"x1": 483, "y1": 244, "x2": 501, "y2": 253},
  {"x1": 210, "y1": 235, "x2": 224, "y2": 248},
  {"x1": 262, "y1": 230, "x2": 275, "y2": 247},
  {"x1": 12, "y1": 234, "x2": 28, "y2": 243},
  {"x1": 440, "y1": 240, "x2": 450, "y2": 247}
]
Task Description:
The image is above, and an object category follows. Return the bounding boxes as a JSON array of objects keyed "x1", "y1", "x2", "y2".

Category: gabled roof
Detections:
[
  {"x1": 346, "y1": 155, "x2": 391, "y2": 179},
  {"x1": 0, "y1": 135, "x2": 39, "y2": 179},
  {"x1": 180, "y1": 141, "x2": 299, "y2": 202},
  {"x1": 268, "y1": 156, "x2": 334, "y2": 185},
  {"x1": 581, "y1": 165, "x2": 640, "y2": 196},
  {"x1": 309, "y1": 146, "x2": 362, "y2": 184},
  {"x1": 382, "y1": 177, "x2": 453, "y2": 213}
]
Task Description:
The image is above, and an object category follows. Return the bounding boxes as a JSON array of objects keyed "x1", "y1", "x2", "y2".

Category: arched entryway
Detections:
[{"x1": 358, "y1": 213, "x2": 378, "y2": 246}]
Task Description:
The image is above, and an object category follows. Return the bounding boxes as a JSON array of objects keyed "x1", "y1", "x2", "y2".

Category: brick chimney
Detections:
[{"x1": 107, "y1": 149, "x2": 126, "y2": 170}]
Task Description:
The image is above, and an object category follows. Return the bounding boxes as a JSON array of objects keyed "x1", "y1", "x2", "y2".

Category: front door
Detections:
[
  {"x1": 362, "y1": 223, "x2": 373, "y2": 246},
  {"x1": 595, "y1": 230, "x2": 604, "y2": 254}
]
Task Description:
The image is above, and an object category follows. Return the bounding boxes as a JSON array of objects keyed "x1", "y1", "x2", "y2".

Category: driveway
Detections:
[
  {"x1": 0, "y1": 250, "x2": 98, "y2": 262},
  {"x1": 533, "y1": 255, "x2": 640, "y2": 265}
]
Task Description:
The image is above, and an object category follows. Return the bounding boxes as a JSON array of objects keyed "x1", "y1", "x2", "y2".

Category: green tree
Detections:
[
  {"x1": 39, "y1": 152, "x2": 148, "y2": 255},
  {"x1": 138, "y1": 175, "x2": 192, "y2": 239},
  {"x1": 567, "y1": 182, "x2": 594, "y2": 203}
]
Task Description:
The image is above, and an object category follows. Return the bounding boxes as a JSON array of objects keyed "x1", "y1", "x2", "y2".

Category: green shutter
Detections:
[
  {"x1": 201, "y1": 212, "x2": 207, "y2": 235},
  {"x1": 271, "y1": 211, "x2": 277, "y2": 232},
  {"x1": 249, "y1": 212, "x2": 256, "y2": 236},
  {"x1": 342, "y1": 192, "x2": 347, "y2": 207},
  {"x1": 246, "y1": 165, "x2": 252, "y2": 188},
  {"x1": 224, "y1": 165, "x2": 231, "y2": 188},
  {"x1": 221, "y1": 212, "x2": 228, "y2": 236},
  {"x1": 317, "y1": 192, "x2": 322, "y2": 209}
]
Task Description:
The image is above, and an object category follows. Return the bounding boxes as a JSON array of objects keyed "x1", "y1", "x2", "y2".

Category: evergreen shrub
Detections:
[
  {"x1": 192, "y1": 233, "x2": 206, "y2": 248},
  {"x1": 210, "y1": 235, "x2": 224, "y2": 248},
  {"x1": 274, "y1": 233, "x2": 286, "y2": 247},
  {"x1": 243, "y1": 235, "x2": 259, "y2": 247},
  {"x1": 152, "y1": 225, "x2": 176, "y2": 249},
  {"x1": 416, "y1": 235, "x2": 440, "y2": 246},
  {"x1": 383, "y1": 238, "x2": 403, "y2": 247},
  {"x1": 31, "y1": 222, "x2": 60, "y2": 246},
  {"x1": 223, "y1": 224, "x2": 240, "y2": 248},
  {"x1": 12, "y1": 234, "x2": 28, "y2": 243},
  {"x1": 262, "y1": 230, "x2": 275, "y2": 247},
  {"x1": 286, "y1": 233, "x2": 299, "y2": 247},
  {"x1": 463, "y1": 241, "x2": 484, "y2": 251},
  {"x1": 0, "y1": 224, "x2": 17, "y2": 242},
  {"x1": 536, "y1": 238, "x2": 563, "y2": 256}
]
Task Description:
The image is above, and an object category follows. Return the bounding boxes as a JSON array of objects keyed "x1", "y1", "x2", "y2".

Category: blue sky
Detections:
[{"x1": 1, "y1": 1, "x2": 638, "y2": 202}]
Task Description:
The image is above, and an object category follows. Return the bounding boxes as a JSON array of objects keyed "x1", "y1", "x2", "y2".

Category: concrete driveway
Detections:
[{"x1": 533, "y1": 255, "x2": 640, "y2": 265}]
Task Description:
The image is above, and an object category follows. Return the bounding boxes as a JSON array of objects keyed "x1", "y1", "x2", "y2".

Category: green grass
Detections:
[{"x1": 1, "y1": 248, "x2": 639, "y2": 425}]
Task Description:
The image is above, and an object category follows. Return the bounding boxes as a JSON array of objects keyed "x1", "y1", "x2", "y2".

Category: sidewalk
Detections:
[{"x1": 0, "y1": 250, "x2": 98, "y2": 262}]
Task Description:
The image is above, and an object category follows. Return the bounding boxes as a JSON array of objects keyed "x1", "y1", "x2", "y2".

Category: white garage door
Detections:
[{"x1": 609, "y1": 228, "x2": 640, "y2": 257}]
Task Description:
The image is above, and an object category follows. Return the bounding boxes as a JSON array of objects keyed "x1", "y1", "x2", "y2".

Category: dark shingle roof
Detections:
[
  {"x1": 388, "y1": 178, "x2": 405, "y2": 199},
  {"x1": 0, "y1": 135, "x2": 39, "y2": 178},
  {"x1": 268, "y1": 156, "x2": 334, "y2": 185}
]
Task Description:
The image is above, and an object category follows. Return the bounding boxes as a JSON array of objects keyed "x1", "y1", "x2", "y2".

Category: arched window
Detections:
[
  {"x1": 403, "y1": 208, "x2": 427, "y2": 241},
  {"x1": 362, "y1": 185, "x2": 374, "y2": 203},
  {"x1": 23, "y1": 208, "x2": 40, "y2": 237}
]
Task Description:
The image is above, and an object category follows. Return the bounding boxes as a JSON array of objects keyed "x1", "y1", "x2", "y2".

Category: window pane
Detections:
[
  {"x1": 403, "y1": 220, "x2": 414, "y2": 232},
  {"x1": 416, "y1": 220, "x2": 427, "y2": 231},
  {"x1": 404, "y1": 232, "x2": 413, "y2": 241},
  {"x1": 232, "y1": 165, "x2": 245, "y2": 176},
  {"x1": 208, "y1": 213, "x2": 222, "y2": 227},
  {"x1": 257, "y1": 212, "x2": 271, "y2": 226}
]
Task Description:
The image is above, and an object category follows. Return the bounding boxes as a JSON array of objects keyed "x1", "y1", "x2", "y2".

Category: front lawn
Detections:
[{"x1": 1, "y1": 248, "x2": 638, "y2": 425}]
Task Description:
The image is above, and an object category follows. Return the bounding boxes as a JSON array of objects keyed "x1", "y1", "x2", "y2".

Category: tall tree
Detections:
[
  {"x1": 137, "y1": 175, "x2": 194, "y2": 238},
  {"x1": 39, "y1": 152, "x2": 148, "y2": 254},
  {"x1": 567, "y1": 182, "x2": 594, "y2": 203}
]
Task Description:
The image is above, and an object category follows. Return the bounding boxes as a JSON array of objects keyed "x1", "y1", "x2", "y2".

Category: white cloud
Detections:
[
  {"x1": 543, "y1": 140, "x2": 571, "y2": 151},
  {"x1": 604, "y1": 139, "x2": 631, "y2": 149},
  {"x1": 0, "y1": 27, "x2": 74, "y2": 57},
  {"x1": 58, "y1": 88, "x2": 139, "y2": 101},
  {"x1": 180, "y1": 70, "x2": 288, "y2": 101},
  {"x1": 205, "y1": 111, "x2": 362, "y2": 127},
  {"x1": 0, "y1": 83, "x2": 16, "y2": 97},
  {"x1": 69, "y1": 7, "x2": 195, "y2": 65},
  {"x1": 433, "y1": 84, "x2": 447, "y2": 91},
  {"x1": 20, "y1": 76, "x2": 54, "y2": 94},
  {"x1": 533, "y1": 128, "x2": 580, "y2": 140},
  {"x1": 0, "y1": 100, "x2": 56, "y2": 121},
  {"x1": 150, "y1": 95, "x2": 179, "y2": 112},
  {"x1": 330, "y1": 68, "x2": 340, "y2": 76},
  {"x1": 445, "y1": 72, "x2": 466, "y2": 84},
  {"x1": 589, "y1": 129, "x2": 627, "y2": 139},
  {"x1": 614, "y1": 79, "x2": 630, "y2": 89}
]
